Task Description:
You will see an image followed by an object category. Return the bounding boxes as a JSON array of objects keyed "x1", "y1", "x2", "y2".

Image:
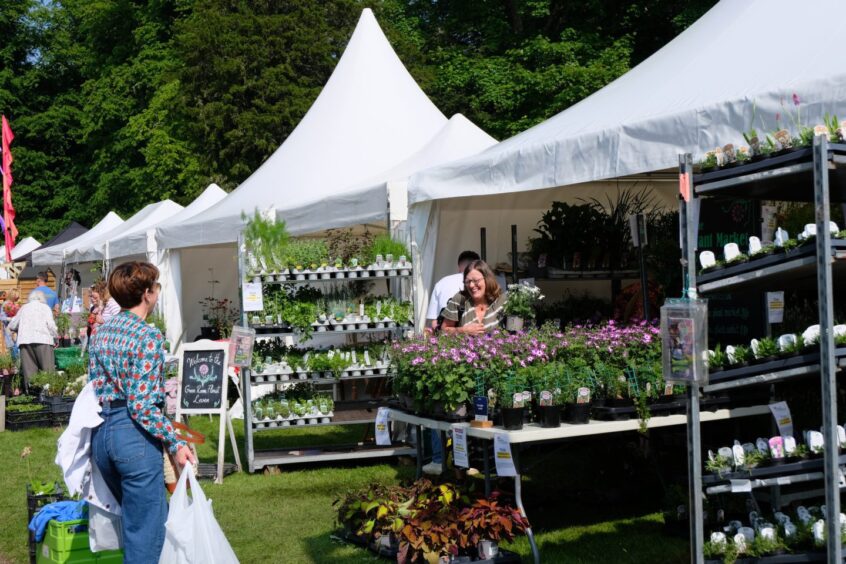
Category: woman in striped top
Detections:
[{"x1": 440, "y1": 260, "x2": 507, "y2": 335}]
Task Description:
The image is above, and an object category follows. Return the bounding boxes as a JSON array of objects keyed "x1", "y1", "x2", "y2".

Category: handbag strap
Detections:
[{"x1": 173, "y1": 421, "x2": 206, "y2": 445}]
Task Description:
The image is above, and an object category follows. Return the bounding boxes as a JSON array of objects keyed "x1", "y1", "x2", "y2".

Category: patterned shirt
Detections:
[
  {"x1": 89, "y1": 310, "x2": 185, "y2": 454},
  {"x1": 441, "y1": 291, "x2": 508, "y2": 331}
]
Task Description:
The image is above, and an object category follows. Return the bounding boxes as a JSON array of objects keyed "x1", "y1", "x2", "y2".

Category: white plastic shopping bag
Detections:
[{"x1": 159, "y1": 463, "x2": 239, "y2": 564}]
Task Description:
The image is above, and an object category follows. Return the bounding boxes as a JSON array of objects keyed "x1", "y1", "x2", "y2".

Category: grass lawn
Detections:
[{"x1": 0, "y1": 416, "x2": 689, "y2": 563}]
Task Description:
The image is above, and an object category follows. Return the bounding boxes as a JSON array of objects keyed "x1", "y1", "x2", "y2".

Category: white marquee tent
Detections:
[
  {"x1": 277, "y1": 113, "x2": 497, "y2": 235},
  {"x1": 11, "y1": 237, "x2": 40, "y2": 261},
  {"x1": 407, "y1": 0, "x2": 846, "y2": 323},
  {"x1": 156, "y1": 8, "x2": 454, "y2": 343},
  {"x1": 156, "y1": 8, "x2": 447, "y2": 249},
  {"x1": 67, "y1": 200, "x2": 183, "y2": 264},
  {"x1": 32, "y1": 212, "x2": 124, "y2": 267}
]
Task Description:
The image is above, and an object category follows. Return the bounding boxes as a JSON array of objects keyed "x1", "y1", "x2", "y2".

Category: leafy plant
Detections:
[
  {"x1": 743, "y1": 449, "x2": 767, "y2": 469},
  {"x1": 502, "y1": 284, "x2": 544, "y2": 319},
  {"x1": 756, "y1": 337, "x2": 779, "y2": 359},
  {"x1": 55, "y1": 313, "x2": 71, "y2": 339},
  {"x1": 708, "y1": 345, "x2": 727, "y2": 370},
  {"x1": 286, "y1": 238, "x2": 328, "y2": 270},
  {"x1": 366, "y1": 235, "x2": 410, "y2": 265},
  {"x1": 242, "y1": 211, "x2": 289, "y2": 272},
  {"x1": 705, "y1": 454, "x2": 732, "y2": 477},
  {"x1": 529, "y1": 201, "x2": 606, "y2": 267},
  {"x1": 325, "y1": 227, "x2": 375, "y2": 265},
  {"x1": 457, "y1": 494, "x2": 529, "y2": 548},
  {"x1": 724, "y1": 253, "x2": 748, "y2": 265},
  {"x1": 29, "y1": 371, "x2": 68, "y2": 397},
  {"x1": 147, "y1": 309, "x2": 167, "y2": 336},
  {"x1": 699, "y1": 151, "x2": 717, "y2": 170},
  {"x1": 731, "y1": 344, "x2": 751, "y2": 365}
]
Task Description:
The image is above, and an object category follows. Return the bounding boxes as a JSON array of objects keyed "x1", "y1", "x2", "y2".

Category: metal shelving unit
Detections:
[
  {"x1": 680, "y1": 136, "x2": 846, "y2": 563},
  {"x1": 237, "y1": 236, "x2": 415, "y2": 472}
]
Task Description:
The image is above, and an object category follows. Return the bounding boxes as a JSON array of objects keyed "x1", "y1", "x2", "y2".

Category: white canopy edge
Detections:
[
  {"x1": 11, "y1": 237, "x2": 41, "y2": 261},
  {"x1": 32, "y1": 212, "x2": 124, "y2": 266}
]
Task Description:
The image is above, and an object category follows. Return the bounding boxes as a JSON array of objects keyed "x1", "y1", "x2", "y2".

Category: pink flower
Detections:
[{"x1": 792, "y1": 93, "x2": 801, "y2": 106}]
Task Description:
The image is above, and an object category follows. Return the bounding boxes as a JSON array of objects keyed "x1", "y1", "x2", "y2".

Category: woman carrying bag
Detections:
[{"x1": 89, "y1": 261, "x2": 196, "y2": 564}]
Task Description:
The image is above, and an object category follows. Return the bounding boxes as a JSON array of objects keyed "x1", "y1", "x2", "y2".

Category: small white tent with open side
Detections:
[
  {"x1": 406, "y1": 0, "x2": 846, "y2": 325},
  {"x1": 11, "y1": 237, "x2": 40, "y2": 261},
  {"x1": 32, "y1": 212, "x2": 124, "y2": 267}
]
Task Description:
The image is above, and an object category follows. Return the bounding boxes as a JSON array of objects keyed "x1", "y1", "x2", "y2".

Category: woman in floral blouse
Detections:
[{"x1": 89, "y1": 261, "x2": 195, "y2": 563}]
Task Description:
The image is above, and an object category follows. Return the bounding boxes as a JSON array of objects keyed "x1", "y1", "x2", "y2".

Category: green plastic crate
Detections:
[
  {"x1": 36, "y1": 543, "x2": 97, "y2": 564},
  {"x1": 44, "y1": 519, "x2": 89, "y2": 553},
  {"x1": 54, "y1": 347, "x2": 84, "y2": 371},
  {"x1": 94, "y1": 550, "x2": 123, "y2": 563}
]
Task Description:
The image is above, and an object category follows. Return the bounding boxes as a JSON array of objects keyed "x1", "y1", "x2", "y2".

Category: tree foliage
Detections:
[{"x1": 0, "y1": 0, "x2": 714, "y2": 241}]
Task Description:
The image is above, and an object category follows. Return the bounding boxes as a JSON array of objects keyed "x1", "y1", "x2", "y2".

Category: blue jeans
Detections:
[
  {"x1": 91, "y1": 403, "x2": 167, "y2": 564},
  {"x1": 431, "y1": 430, "x2": 443, "y2": 464}
]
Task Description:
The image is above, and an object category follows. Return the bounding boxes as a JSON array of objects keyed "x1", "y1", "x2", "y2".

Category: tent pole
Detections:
[
  {"x1": 480, "y1": 228, "x2": 486, "y2": 262},
  {"x1": 510, "y1": 225, "x2": 517, "y2": 285}
]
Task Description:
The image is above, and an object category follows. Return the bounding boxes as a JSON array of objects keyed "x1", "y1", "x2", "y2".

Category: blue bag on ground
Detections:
[{"x1": 29, "y1": 500, "x2": 87, "y2": 542}]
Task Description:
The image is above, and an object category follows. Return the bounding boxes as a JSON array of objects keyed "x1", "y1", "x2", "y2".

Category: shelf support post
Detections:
[{"x1": 813, "y1": 134, "x2": 841, "y2": 564}]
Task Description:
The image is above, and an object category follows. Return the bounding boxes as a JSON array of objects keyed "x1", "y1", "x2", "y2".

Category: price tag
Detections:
[
  {"x1": 769, "y1": 401, "x2": 793, "y2": 438},
  {"x1": 473, "y1": 395, "x2": 489, "y2": 422},
  {"x1": 452, "y1": 425, "x2": 469, "y2": 468},
  {"x1": 494, "y1": 434, "x2": 516, "y2": 477},
  {"x1": 375, "y1": 407, "x2": 391, "y2": 446},
  {"x1": 242, "y1": 283, "x2": 264, "y2": 312},
  {"x1": 730, "y1": 480, "x2": 752, "y2": 493}
]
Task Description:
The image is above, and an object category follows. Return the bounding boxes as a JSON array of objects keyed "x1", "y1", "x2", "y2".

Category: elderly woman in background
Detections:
[
  {"x1": 8, "y1": 291, "x2": 57, "y2": 388},
  {"x1": 440, "y1": 259, "x2": 507, "y2": 334},
  {"x1": 2, "y1": 289, "x2": 21, "y2": 358}
]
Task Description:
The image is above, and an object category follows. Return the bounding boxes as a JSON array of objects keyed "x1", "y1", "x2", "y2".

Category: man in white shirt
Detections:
[{"x1": 426, "y1": 250, "x2": 480, "y2": 332}]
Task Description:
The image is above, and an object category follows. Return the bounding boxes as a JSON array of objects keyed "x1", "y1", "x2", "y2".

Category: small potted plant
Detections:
[
  {"x1": 708, "y1": 345, "x2": 727, "y2": 374},
  {"x1": 502, "y1": 284, "x2": 544, "y2": 332},
  {"x1": 458, "y1": 495, "x2": 530, "y2": 561}
]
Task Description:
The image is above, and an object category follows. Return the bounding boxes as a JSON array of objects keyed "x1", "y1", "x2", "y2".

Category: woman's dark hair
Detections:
[
  {"x1": 461, "y1": 260, "x2": 501, "y2": 303},
  {"x1": 108, "y1": 261, "x2": 159, "y2": 309}
]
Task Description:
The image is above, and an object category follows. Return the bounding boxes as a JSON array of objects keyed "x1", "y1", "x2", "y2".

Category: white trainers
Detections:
[{"x1": 422, "y1": 462, "x2": 443, "y2": 475}]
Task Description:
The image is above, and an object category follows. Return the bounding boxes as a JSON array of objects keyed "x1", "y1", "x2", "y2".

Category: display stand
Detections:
[
  {"x1": 237, "y1": 234, "x2": 415, "y2": 472},
  {"x1": 680, "y1": 136, "x2": 846, "y2": 563},
  {"x1": 175, "y1": 339, "x2": 241, "y2": 484}
]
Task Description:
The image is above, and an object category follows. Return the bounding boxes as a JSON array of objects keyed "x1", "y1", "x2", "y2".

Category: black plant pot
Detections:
[
  {"x1": 501, "y1": 407, "x2": 524, "y2": 430},
  {"x1": 537, "y1": 405, "x2": 561, "y2": 428},
  {"x1": 200, "y1": 326, "x2": 221, "y2": 340},
  {"x1": 564, "y1": 403, "x2": 591, "y2": 424}
]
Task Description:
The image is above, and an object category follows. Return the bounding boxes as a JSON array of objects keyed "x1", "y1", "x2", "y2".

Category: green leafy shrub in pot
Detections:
[
  {"x1": 29, "y1": 371, "x2": 68, "y2": 397},
  {"x1": 242, "y1": 211, "x2": 290, "y2": 273},
  {"x1": 365, "y1": 235, "x2": 409, "y2": 265}
]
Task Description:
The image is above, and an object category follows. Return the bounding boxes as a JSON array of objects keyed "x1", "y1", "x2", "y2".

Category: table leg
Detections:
[
  {"x1": 414, "y1": 424, "x2": 423, "y2": 479},
  {"x1": 512, "y1": 446, "x2": 540, "y2": 564},
  {"x1": 483, "y1": 439, "x2": 492, "y2": 497},
  {"x1": 439, "y1": 430, "x2": 448, "y2": 478}
]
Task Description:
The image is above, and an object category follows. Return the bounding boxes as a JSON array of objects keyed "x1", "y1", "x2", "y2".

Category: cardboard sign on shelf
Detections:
[
  {"x1": 176, "y1": 340, "x2": 241, "y2": 483},
  {"x1": 242, "y1": 282, "x2": 264, "y2": 312}
]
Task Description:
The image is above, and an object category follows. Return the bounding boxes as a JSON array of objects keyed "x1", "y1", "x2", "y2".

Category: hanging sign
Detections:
[
  {"x1": 452, "y1": 425, "x2": 469, "y2": 468},
  {"x1": 494, "y1": 433, "x2": 517, "y2": 477},
  {"x1": 242, "y1": 282, "x2": 264, "y2": 312},
  {"x1": 375, "y1": 407, "x2": 391, "y2": 446},
  {"x1": 769, "y1": 401, "x2": 794, "y2": 438},
  {"x1": 228, "y1": 326, "x2": 256, "y2": 368}
]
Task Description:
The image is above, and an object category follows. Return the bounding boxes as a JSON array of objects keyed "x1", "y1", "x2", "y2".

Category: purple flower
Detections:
[{"x1": 792, "y1": 93, "x2": 801, "y2": 106}]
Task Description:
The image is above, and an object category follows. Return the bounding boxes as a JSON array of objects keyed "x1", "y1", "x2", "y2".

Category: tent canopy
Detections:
[
  {"x1": 279, "y1": 113, "x2": 498, "y2": 235},
  {"x1": 32, "y1": 213, "x2": 123, "y2": 266},
  {"x1": 408, "y1": 0, "x2": 846, "y2": 205},
  {"x1": 110, "y1": 184, "x2": 226, "y2": 259},
  {"x1": 11, "y1": 237, "x2": 41, "y2": 261},
  {"x1": 157, "y1": 8, "x2": 447, "y2": 249},
  {"x1": 67, "y1": 201, "x2": 182, "y2": 263}
]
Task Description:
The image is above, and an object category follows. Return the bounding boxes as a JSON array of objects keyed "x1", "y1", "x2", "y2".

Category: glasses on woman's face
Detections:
[{"x1": 464, "y1": 277, "x2": 485, "y2": 288}]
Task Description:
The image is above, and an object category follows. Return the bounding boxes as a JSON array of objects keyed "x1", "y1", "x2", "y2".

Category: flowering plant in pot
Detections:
[{"x1": 502, "y1": 284, "x2": 544, "y2": 331}]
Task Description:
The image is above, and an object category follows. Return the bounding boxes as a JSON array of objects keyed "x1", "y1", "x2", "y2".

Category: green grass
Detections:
[{"x1": 0, "y1": 417, "x2": 689, "y2": 563}]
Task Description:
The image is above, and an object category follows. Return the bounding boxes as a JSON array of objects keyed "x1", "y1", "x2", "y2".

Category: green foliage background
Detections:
[{"x1": 0, "y1": 0, "x2": 714, "y2": 241}]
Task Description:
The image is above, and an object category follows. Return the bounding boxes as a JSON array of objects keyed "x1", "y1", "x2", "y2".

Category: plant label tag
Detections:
[
  {"x1": 242, "y1": 282, "x2": 264, "y2": 312},
  {"x1": 327, "y1": 349, "x2": 335, "y2": 358},
  {"x1": 512, "y1": 393, "x2": 523, "y2": 408},
  {"x1": 351, "y1": 351, "x2": 357, "y2": 365},
  {"x1": 521, "y1": 391, "x2": 532, "y2": 404},
  {"x1": 363, "y1": 351, "x2": 371, "y2": 366},
  {"x1": 767, "y1": 292, "x2": 784, "y2": 324},
  {"x1": 768, "y1": 401, "x2": 793, "y2": 438},
  {"x1": 664, "y1": 383, "x2": 674, "y2": 396},
  {"x1": 730, "y1": 480, "x2": 752, "y2": 493},
  {"x1": 473, "y1": 396, "x2": 489, "y2": 421},
  {"x1": 375, "y1": 407, "x2": 391, "y2": 446},
  {"x1": 577, "y1": 387, "x2": 591, "y2": 404},
  {"x1": 540, "y1": 391, "x2": 552, "y2": 406},
  {"x1": 494, "y1": 434, "x2": 517, "y2": 477},
  {"x1": 452, "y1": 425, "x2": 469, "y2": 468}
]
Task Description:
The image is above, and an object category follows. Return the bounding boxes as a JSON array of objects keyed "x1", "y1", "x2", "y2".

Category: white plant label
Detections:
[
  {"x1": 767, "y1": 292, "x2": 785, "y2": 324},
  {"x1": 242, "y1": 282, "x2": 264, "y2": 312},
  {"x1": 351, "y1": 351, "x2": 357, "y2": 365},
  {"x1": 769, "y1": 401, "x2": 793, "y2": 438},
  {"x1": 375, "y1": 407, "x2": 391, "y2": 446},
  {"x1": 494, "y1": 433, "x2": 517, "y2": 477},
  {"x1": 452, "y1": 425, "x2": 469, "y2": 468},
  {"x1": 363, "y1": 351, "x2": 371, "y2": 366},
  {"x1": 730, "y1": 479, "x2": 752, "y2": 493}
]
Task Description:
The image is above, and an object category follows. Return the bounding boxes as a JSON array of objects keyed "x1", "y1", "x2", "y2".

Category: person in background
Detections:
[
  {"x1": 87, "y1": 282, "x2": 107, "y2": 338},
  {"x1": 89, "y1": 261, "x2": 196, "y2": 563},
  {"x1": 8, "y1": 291, "x2": 57, "y2": 389},
  {"x1": 440, "y1": 259, "x2": 507, "y2": 334},
  {"x1": 100, "y1": 290, "x2": 121, "y2": 324},
  {"x1": 426, "y1": 250, "x2": 480, "y2": 332},
  {"x1": 421, "y1": 250, "x2": 479, "y2": 475},
  {"x1": 31, "y1": 271, "x2": 59, "y2": 312},
  {"x1": 3, "y1": 289, "x2": 21, "y2": 358}
]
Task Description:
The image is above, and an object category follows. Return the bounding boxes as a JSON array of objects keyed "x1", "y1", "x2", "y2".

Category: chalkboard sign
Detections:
[
  {"x1": 176, "y1": 341, "x2": 229, "y2": 414},
  {"x1": 697, "y1": 198, "x2": 764, "y2": 344}
]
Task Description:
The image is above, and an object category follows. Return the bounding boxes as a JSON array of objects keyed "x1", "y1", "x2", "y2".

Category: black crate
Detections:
[{"x1": 6, "y1": 407, "x2": 51, "y2": 431}]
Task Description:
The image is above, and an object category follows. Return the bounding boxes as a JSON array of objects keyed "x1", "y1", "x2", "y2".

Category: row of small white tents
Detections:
[{"x1": 31, "y1": 0, "x2": 846, "y2": 345}]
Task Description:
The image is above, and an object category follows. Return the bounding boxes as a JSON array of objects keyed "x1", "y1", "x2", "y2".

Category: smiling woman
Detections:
[{"x1": 440, "y1": 260, "x2": 507, "y2": 335}]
